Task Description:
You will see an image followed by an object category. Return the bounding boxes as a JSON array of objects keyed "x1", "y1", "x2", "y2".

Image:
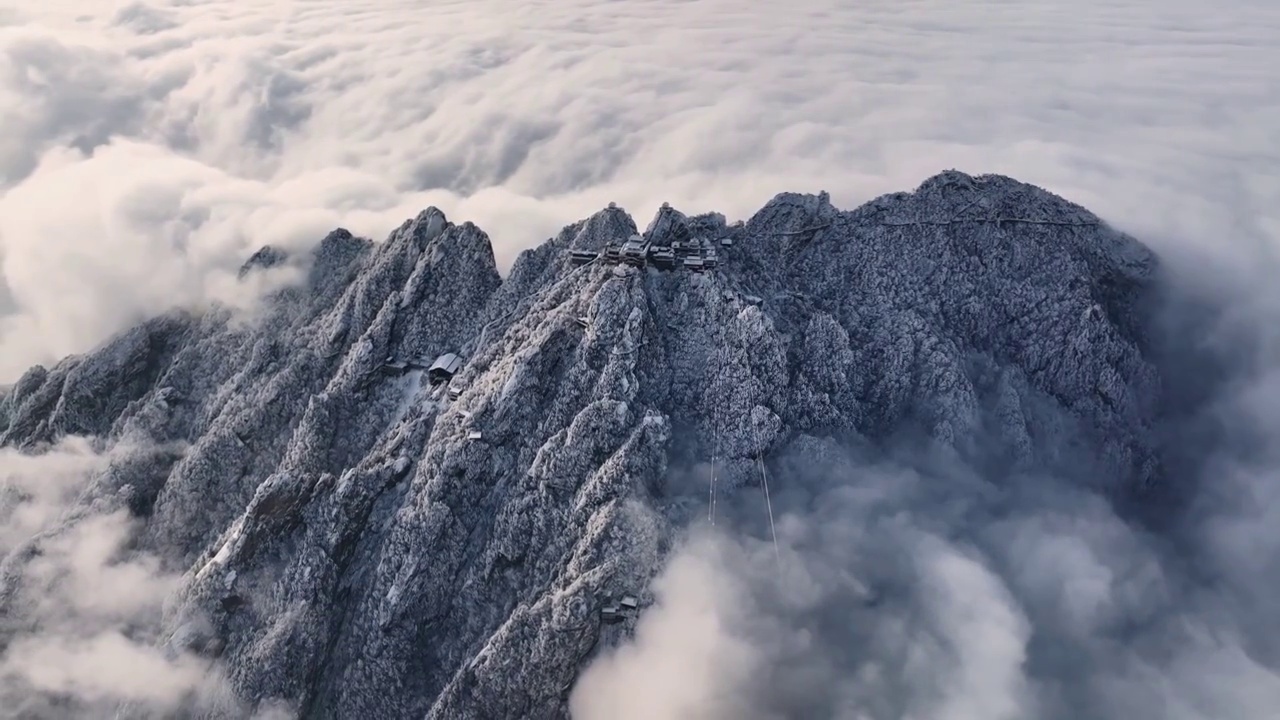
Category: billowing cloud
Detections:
[
  {"x1": 571, "y1": 251, "x2": 1280, "y2": 720},
  {"x1": 0, "y1": 0, "x2": 1277, "y2": 379},
  {"x1": 0, "y1": 439, "x2": 239, "y2": 718},
  {"x1": 573, "y1": 431, "x2": 1280, "y2": 718}
]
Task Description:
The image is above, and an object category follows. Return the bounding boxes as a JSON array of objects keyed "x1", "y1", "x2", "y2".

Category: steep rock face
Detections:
[{"x1": 0, "y1": 170, "x2": 1162, "y2": 718}]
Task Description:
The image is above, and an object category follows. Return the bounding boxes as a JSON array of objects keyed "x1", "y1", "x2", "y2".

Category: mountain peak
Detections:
[
  {"x1": 0, "y1": 170, "x2": 1173, "y2": 718},
  {"x1": 237, "y1": 244, "x2": 289, "y2": 278}
]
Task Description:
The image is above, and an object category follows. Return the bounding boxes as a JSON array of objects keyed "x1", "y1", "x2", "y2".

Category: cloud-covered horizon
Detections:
[{"x1": 1, "y1": 0, "x2": 1277, "y2": 380}]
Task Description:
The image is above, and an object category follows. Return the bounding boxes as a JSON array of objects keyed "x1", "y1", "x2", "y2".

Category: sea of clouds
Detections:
[
  {"x1": 0, "y1": 1, "x2": 1278, "y2": 718},
  {"x1": 1, "y1": 0, "x2": 1277, "y2": 380}
]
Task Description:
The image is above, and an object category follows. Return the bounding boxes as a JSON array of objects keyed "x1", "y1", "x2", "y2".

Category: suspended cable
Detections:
[
  {"x1": 729, "y1": 281, "x2": 780, "y2": 562},
  {"x1": 711, "y1": 269, "x2": 780, "y2": 563},
  {"x1": 748, "y1": 403, "x2": 781, "y2": 564},
  {"x1": 708, "y1": 318, "x2": 725, "y2": 527}
]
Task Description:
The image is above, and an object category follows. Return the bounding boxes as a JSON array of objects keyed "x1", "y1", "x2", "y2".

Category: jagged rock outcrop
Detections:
[{"x1": 0, "y1": 170, "x2": 1163, "y2": 718}]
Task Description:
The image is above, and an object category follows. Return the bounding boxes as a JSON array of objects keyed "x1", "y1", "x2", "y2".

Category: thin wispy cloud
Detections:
[
  {"x1": 0, "y1": 0, "x2": 1276, "y2": 379},
  {"x1": 0, "y1": 439, "x2": 242, "y2": 718}
]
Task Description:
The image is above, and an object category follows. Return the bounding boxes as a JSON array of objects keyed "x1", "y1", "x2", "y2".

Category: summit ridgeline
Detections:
[{"x1": 0, "y1": 170, "x2": 1162, "y2": 718}]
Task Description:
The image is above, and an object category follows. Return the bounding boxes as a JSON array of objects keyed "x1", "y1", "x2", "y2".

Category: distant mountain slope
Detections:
[{"x1": 0, "y1": 170, "x2": 1164, "y2": 719}]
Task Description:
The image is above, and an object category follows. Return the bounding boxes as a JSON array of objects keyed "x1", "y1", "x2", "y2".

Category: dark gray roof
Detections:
[{"x1": 429, "y1": 353, "x2": 462, "y2": 375}]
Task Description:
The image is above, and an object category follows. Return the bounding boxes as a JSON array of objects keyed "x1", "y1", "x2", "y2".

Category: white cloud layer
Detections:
[
  {"x1": 0, "y1": 0, "x2": 1276, "y2": 379},
  {"x1": 0, "y1": 439, "x2": 240, "y2": 718},
  {"x1": 571, "y1": 405, "x2": 1280, "y2": 719}
]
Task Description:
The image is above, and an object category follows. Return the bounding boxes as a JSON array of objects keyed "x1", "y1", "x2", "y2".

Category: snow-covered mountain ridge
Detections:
[{"x1": 0, "y1": 169, "x2": 1166, "y2": 718}]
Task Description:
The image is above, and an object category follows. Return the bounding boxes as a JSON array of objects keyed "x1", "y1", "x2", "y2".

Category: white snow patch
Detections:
[
  {"x1": 392, "y1": 456, "x2": 411, "y2": 476},
  {"x1": 335, "y1": 469, "x2": 355, "y2": 495},
  {"x1": 499, "y1": 361, "x2": 526, "y2": 403},
  {"x1": 391, "y1": 370, "x2": 423, "y2": 422},
  {"x1": 195, "y1": 516, "x2": 245, "y2": 582}
]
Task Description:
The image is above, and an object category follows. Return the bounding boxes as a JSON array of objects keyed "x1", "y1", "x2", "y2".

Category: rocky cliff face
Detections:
[{"x1": 0, "y1": 170, "x2": 1164, "y2": 718}]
